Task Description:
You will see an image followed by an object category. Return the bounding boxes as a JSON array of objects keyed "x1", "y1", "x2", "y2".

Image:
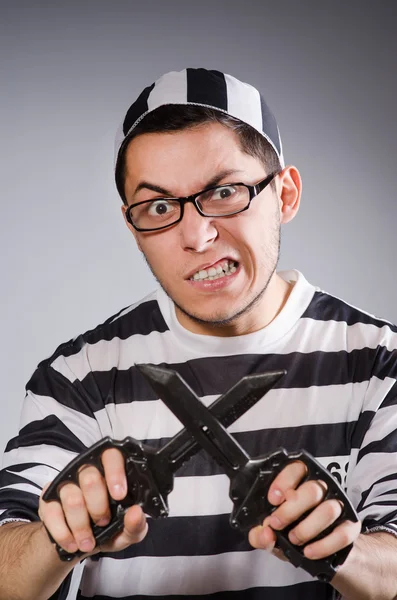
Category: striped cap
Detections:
[{"x1": 114, "y1": 68, "x2": 284, "y2": 169}]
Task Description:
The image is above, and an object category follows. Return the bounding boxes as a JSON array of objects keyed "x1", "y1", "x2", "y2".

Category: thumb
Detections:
[
  {"x1": 123, "y1": 505, "x2": 148, "y2": 540},
  {"x1": 99, "y1": 505, "x2": 148, "y2": 553},
  {"x1": 38, "y1": 481, "x2": 53, "y2": 520}
]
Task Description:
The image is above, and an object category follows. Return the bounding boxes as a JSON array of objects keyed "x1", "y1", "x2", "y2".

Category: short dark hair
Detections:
[{"x1": 115, "y1": 105, "x2": 281, "y2": 204}]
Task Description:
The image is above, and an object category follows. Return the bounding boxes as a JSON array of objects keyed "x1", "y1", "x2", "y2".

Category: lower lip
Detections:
[{"x1": 187, "y1": 266, "x2": 240, "y2": 291}]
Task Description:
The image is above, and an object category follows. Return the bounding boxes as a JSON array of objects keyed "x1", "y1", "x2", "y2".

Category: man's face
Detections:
[{"x1": 122, "y1": 122, "x2": 284, "y2": 336}]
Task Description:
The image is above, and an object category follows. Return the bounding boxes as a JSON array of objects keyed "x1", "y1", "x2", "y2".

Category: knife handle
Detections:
[
  {"x1": 42, "y1": 437, "x2": 168, "y2": 561},
  {"x1": 230, "y1": 448, "x2": 359, "y2": 582}
]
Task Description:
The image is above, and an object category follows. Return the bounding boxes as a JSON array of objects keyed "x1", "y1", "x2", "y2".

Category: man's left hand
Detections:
[{"x1": 248, "y1": 460, "x2": 361, "y2": 562}]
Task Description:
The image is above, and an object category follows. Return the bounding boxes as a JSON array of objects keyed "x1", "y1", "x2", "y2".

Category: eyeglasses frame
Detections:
[{"x1": 125, "y1": 172, "x2": 278, "y2": 232}]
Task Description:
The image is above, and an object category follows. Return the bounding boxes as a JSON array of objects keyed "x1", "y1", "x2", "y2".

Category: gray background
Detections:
[{"x1": 1, "y1": 0, "x2": 396, "y2": 454}]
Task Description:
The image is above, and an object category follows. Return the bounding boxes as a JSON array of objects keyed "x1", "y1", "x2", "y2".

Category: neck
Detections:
[{"x1": 175, "y1": 273, "x2": 294, "y2": 337}]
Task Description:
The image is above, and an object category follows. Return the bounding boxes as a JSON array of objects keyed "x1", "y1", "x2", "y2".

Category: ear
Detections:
[
  {"x1": 120, "y1": 204, "x2": 143, "y2": 252},
  {"x1": 276, "y1": 166, "x2": 302, "y2": 224}
]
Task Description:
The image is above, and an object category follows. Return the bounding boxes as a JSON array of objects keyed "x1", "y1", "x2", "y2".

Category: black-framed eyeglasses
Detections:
[{"x1": 125, "y1": 172, "x2": 278, "y2": 232}]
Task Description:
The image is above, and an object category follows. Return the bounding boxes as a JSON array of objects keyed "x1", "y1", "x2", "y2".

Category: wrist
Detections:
[
  {"x1": 331, "y1": 532, "x2": 397, "y2": 600},
  {"x1": 36, "y1": 520, "x2": 83, "y2": 568}
]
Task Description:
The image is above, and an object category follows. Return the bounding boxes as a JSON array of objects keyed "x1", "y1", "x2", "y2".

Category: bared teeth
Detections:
[{"x1": 191, "y1": 260, "x2": 237, "y2": 281}]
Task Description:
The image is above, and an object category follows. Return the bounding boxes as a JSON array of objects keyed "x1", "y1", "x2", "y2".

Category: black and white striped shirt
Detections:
[{"x1": 1, "y1": 270, "x2": 397, "y2": 600}]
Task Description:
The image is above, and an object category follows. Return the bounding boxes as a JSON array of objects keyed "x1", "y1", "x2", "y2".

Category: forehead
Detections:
[{"x1": 123, "y1": 122, "x2": 259, "y2": 190}]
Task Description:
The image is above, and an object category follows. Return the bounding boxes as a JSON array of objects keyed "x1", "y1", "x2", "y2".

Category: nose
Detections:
[{"x1": 178, "y1": 201, "x2": 218, "y2": 252}]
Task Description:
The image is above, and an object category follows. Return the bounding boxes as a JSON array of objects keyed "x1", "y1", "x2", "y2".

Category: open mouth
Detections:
[{"x1": 190, "y1": 260, "x2": 238, "y2": 282}]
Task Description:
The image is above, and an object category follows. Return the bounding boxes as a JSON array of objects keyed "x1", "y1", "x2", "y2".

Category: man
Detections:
[{"x1": 0, "y1": 68, "x2": 396, "y2": 600}]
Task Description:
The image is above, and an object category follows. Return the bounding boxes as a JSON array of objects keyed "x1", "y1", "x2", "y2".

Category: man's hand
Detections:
[
  {"x1": 38, "y1": 448, "x2": 148, "y2": 558},
  {"x1": 248, "y1": 460, "x2": 361, "y2": 562}
]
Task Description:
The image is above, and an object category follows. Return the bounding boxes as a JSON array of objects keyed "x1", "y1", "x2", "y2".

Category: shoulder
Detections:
[
  {"x1": 299, "y1": 285, "x2": 397, "y2": 411},
  {"x1": 37, "y1": 290, "x2": 168, "y2": 372},
  {"x1": 302, "y1": 286, "x2": 397, "y2": 345}
]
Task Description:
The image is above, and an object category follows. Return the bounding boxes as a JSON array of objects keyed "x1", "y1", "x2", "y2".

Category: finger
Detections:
[
  {"x1": 268, "y1": 479, "x2": 327, "y2": 531},
  {"x1": 248, "y1": 523, "x2": 277, "y2": 551},
  {"x1": 288, "y1": 499, "x2": 343, "y2": 546},
  {"x1": 78, "y1": 465, "x2": 111, "y2": 526},
  {"x1": 59, "y1": 483, "x2": 95, "y2": 554},
  {"x1": 39, "y1": 493, "x2": 78, "y2": 554},
  {"x1": 100, "y1": 505, "x2": 148, "y2": 553},
  {"x1": 123, "y1": 504, "x2": 148, "y2": 542},
  {"x1": 267, "y1": 461, "x2": 308, "y2": 506},
  {"x1": 304, "y1": 520, "x2": 361, "y2": 560},
  {"x1": 101, "y1": 448, "x2": 127, "y2": 501},
  {"x1": 249, "y1": 523, "x2": 289, "y2": 562},
  {"x1": 38, "y1": 482, "x2": 51, "y2": 521}
]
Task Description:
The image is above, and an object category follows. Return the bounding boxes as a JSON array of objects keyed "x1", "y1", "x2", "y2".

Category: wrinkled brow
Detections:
[{"x1": 133, "y1": 169, "x2": 245, "y2": 199}]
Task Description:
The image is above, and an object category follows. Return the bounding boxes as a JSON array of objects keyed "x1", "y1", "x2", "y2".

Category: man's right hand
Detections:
[{"x1": 38, "y1": 447, "x2": 148, "y2": 558}]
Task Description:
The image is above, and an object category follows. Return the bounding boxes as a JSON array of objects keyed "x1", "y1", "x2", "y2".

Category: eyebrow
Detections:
[{"x1": 133, "y1": 169, "x2": 244, "y2": 199}]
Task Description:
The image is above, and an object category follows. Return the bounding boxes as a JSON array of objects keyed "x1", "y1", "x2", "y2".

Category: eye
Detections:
[
  {"x1": 212, "y1": 185, "x2": 237, "y2": 200},
  {"x1": 147, "y1": 200, "x2": 175, "y2": 216}
]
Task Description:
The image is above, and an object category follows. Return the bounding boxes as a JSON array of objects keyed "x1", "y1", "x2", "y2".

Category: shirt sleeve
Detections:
[
  {"x1": 346, "y1": 334, "x2": 397, "y2": 538},
  {"x1": 0, "y1": 358, "x2": 105, "y2": 525}
]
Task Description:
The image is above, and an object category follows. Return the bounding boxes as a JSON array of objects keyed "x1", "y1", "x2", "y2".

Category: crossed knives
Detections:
[{"x1": 43, "y1": 364, "x2": 359, "y2": 581}]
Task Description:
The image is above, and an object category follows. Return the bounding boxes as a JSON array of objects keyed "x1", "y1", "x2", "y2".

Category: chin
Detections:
[{"x1": 176, "y1": 302, "x2": 247, "y2": 328}]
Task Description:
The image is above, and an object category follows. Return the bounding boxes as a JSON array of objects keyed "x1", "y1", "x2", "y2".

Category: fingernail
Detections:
[
  {"x1": 289, "y1": 532, "x2": 300, "y2": 545},
  {"x1": 138, "y1": 513, "x2": 147, "y2": 531},
  {"x1": 96, "y1": 517, "x2": 110, "y2": 527},
  {"x1": 113, "y1": 483, "x2": 126, "y2": 498},
  {"x1": 260, "y1": 529, "x2": 275, "y2": 551},
  {"x1": 270, "y1": 489, "x2": 283, "y2": 504},
  {"x1": 305, "y1": 546, "x2": 315, "y2": 558},
  {"x1": 66, "y1": 542, "x2": 78, "y2": 553},
  {"x1": 80, "y1": 538, "x2": 95, "y2": 552},
  {"x1": 270, "y1": 515, "x2": 282, "y2": 529}
]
